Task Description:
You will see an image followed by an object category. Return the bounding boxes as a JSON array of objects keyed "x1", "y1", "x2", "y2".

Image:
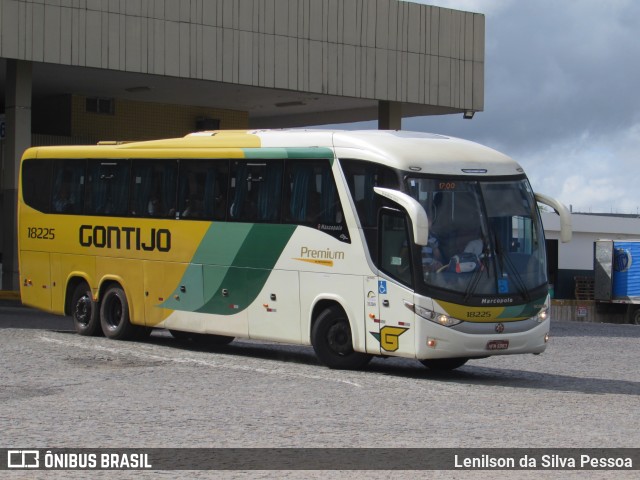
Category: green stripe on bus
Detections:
[
  {"x1": 194, "y1": 223, "x2": 253, "y2": 266},
  {"x1": 242, "y1": 147, "x2": 334, "y2": 162},
  {"x1": 162, "y1": 223, "x2": 296, "y2": 315},
  {"x1": 196, "y1": 223, "x2": 296, "y2": 314}
]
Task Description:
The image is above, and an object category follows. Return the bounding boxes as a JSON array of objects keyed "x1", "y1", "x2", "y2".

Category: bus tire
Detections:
[
  {"x1": 420, "y1": 357, "x2": 468, "y2": 371},
  {"x1": 311, "y1": 305, "x2": 371, "y2": 370},
  {"x1": 100, "y1": 285, "x2": 137, "y2": 340},
  {"x1": 71, "y1": 283, "x2": 100, "y2": 336}
]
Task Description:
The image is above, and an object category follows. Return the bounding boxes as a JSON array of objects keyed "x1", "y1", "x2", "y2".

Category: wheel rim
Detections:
[
  {"x1": 74, "y1": 294, "x2": 92, "y2": 327},
  {"x1": 326, "y1": 321, "x2": 351, "y2": 356},
  {"x1": 104, "y1": 294, "x2": 123, "y2": 331}
]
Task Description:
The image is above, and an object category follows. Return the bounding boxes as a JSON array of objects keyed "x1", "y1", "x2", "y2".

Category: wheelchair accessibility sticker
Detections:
[{"x1": 378, "y1": 280, "x2": 387, "y2": 294}]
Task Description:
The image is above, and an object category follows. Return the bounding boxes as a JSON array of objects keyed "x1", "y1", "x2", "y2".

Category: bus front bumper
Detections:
[{"x1": 414, "y1": 318, "x2": 550, "y2": 360}]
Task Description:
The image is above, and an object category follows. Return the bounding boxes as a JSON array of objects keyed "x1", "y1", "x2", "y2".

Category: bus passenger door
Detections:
[
  {"x1": 376, "y1": 278, "x2": 416, "y2": 358},
  {"x1": 364, "y1": 275, "x2": 381, "y2": 354},
  {"x1": 375, "y1": 209, "x2": 417, "y2": 358}
]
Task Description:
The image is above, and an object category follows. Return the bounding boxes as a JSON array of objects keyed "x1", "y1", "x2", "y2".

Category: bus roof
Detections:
[{"x1": 23, "y1": 129, "x2": 523, "y2": 176}]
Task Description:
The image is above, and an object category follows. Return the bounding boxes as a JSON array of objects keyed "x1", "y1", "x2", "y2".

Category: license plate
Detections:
[{"x1": 486, "y1": 340, "x2": 509, "y2": 351}]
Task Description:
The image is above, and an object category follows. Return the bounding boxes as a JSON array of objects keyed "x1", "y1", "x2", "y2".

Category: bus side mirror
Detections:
[
  {"x1": 535, "y1": 192, "x2": 572, "y2": 243},
  {"x1": 374, "y1": 187, "x2": 429, "y2": 246}
]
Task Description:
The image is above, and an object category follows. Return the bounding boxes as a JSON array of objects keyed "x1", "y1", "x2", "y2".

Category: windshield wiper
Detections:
[
  {"x1": 494, "y1": 234, "x2": 530, "y2": 302},
  {"x1": 463, "y1": 236, "x2": 492, "y2": 303}
]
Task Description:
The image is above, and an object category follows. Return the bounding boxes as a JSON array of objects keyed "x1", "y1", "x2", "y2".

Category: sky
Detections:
[{"x1": 336, "y1": 0, "x2": 640, "y2": 214}]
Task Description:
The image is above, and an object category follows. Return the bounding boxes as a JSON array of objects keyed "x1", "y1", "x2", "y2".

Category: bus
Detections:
[{"x1": 18, "y1": 130, "x2": 571, "y2": 370}]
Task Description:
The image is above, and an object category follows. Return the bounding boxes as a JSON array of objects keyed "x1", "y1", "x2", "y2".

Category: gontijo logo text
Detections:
[{"x1": 79, "y1": 225, "x2": 171, "y2": 252}]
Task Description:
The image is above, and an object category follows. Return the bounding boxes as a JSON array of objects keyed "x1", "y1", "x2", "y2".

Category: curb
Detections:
[{"x1": 0, "y1": 290, "x2": 20, "y2": 301}]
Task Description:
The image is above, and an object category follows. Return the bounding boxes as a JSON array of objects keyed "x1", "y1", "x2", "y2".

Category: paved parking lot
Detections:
[{"x1": 1, "y1": 300, "x2": 639, "y2": 478}]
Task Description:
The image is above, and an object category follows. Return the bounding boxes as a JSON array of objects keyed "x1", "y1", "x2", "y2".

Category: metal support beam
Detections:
[{"x1": 378, "y1": 101, "x2": 402, "y2": 130}]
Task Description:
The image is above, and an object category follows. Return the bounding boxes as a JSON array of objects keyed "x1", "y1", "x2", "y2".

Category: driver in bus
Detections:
[
  {"x1": 398, "y1": 215, "x2": 444, "y2": 277},
  {"x1": 461, "y1": 229, "x2": 483, "y2": 256},
  {"x1": 420, "y1": 216, "x2": 444, "y2": 272}
]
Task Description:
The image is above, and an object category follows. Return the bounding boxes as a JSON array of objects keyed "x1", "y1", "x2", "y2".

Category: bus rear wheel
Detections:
[
  {"x1": 311, "y1": 306, "x2": 371, "y2": 370},
  {"x1": 100, "y1": 285, "x2": 139, "y2": 340},
  {"x1": 420, "y1": 357, "x2": 468, "y2": 371},
  {"x1": 71, "y1": 282, "x2": 100, "y2": 336}
]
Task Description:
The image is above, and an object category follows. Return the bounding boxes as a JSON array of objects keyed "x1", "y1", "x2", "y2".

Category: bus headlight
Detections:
[
  {"x1": 536, "y1": 304, "x2": 550, "y2": 323},
  {"x1": 412, "y1": 304, "x2": 462, "y2": 327},
  {"x1": 435, "y1": 313, "x2": 462, "y2": 327}
]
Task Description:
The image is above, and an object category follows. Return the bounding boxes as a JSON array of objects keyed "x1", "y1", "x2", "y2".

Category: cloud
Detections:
[
  {"x1": 507, "y1": 120, "x2": 640, "y2": 213},
  {"x1": 405, "y1": 0, "x2": 640, "y2": 213},
  {"x1": 324, "y1": 1, "x2": 640, "y2": 213}
]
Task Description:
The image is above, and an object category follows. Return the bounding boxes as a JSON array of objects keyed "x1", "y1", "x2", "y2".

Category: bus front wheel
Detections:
[
  {"x1": 100, "y1": 285, "x2": 138, "y2": 340},
  {"x1": 71, "y1": 283, "x2": 100, "y2": 336},
  {"x1": 420, "y1": 357, "x2": 468, "y2": 371},
  {"x1": 311, "y1": 306, "x2": 371, "y2": 370}
]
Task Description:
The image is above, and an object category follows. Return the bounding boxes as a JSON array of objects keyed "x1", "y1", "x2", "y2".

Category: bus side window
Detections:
[
  {"x1": 22, "y1": 159, "x2": 52, "y2": 213},
  {"x1": 51, "y1": 159, "x2": 86, "y2": 214},
  {"x1": 204, "y1": 162, "x2": 228, "y2": 220},
  {"x1": 379, "y1": 209, "x2": 413, "y2": 288},
  {"x1": 340, "y1": 159, "x2": 399, "y2": 228},
  {"x1": 340, "y1": 159, "x2": 400, "y2": 256},
  {"x1": 284, "y1": 159, "x2": 346, "y2": 229},
  {"x1": 130, "y1": 160, "x2": 178, "y2": 218},
  {"x1": 256, "y1": 161, "x2": 282, "y2": 221},
  {"x1": 285, "y1": 162, "x2": 314, "y2": 223},
  {"x1": 178, "y1": 160, "x2": 228, "y2": 220},
  {"x1": 229, "y1": 160, "x2": 282, "y2": 222},
  {"x1": 85, "y1": 161, "x2": 131, "y2": 216}
]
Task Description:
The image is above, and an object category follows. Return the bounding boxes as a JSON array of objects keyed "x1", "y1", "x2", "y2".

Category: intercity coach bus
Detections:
[{"x1": 18, "y1": 130, "x2": 571, "y2": 370}]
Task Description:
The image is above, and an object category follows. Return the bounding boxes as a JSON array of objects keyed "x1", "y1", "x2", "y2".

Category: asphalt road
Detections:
[{"x1": 1, "y1": 300, "x2": 639, "y2": 479}]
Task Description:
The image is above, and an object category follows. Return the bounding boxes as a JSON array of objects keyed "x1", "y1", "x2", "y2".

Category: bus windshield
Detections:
[{"x1": 405, "y1": 176, "x2": 547, "y2": 301}]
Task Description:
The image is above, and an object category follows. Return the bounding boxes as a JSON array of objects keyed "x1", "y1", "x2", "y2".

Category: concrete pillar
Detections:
[
  {"x1": 378, "y1": 101, "x2": 402, "y2": 130},
  {"x1": 2, "y1": 60, "x2": 32, "y2": 291}
]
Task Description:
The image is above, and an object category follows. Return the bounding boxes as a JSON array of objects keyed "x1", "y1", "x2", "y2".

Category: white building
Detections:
[{"x1": 542, "y1": 212, "x2": 640, "y2": 298}]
